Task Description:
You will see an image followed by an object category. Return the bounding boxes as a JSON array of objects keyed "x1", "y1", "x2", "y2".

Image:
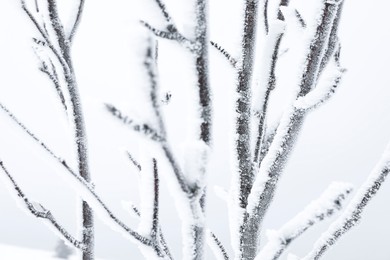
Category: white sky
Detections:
[{"x1": 1, "y1": 0, "x2": 390, "y2": 259}]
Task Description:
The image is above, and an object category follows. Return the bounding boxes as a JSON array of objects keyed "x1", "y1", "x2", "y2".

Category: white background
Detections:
[{"x1": 1, "y1": 0, "x2": 390, "y2": 259}]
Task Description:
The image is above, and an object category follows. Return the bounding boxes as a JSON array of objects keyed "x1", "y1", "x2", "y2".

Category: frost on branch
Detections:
[
  {"x1": 206, "y1": 230, "x2": 230, "y2": 260},
  {"x1": 256, "y1": 182, "x2": 353, "y2": 260},
  {"x1": 0, "y1": 161, "x2": 85, "y2": 251},
  {"x1": 301, "y1": 143, "x2": 390, "y2": 260},
  {"x1": 294, "y1": 50, "x2": 345, "y2": 111},
  {"x1": 104, "y1": 103, "x2": 163, "y2": 142}
]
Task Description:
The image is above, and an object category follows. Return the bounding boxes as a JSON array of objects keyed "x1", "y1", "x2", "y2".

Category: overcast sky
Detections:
[{"x1": 1, "y1": 0, "x2": 390, "y2": 259}]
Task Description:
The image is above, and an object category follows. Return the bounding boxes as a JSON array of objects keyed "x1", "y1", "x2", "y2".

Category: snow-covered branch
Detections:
[
  {"x1": 253, "y1": 20, "x2": 286, "y2": 165},
  {"x1": 34, "y1": 51, "x2": 68, "y2": 113},
  {"x1": 0, "y1": 161, "x2": 85, "y2": 251},
  {"x1": 206, "y1": 230, "x2": 230, "y2": 260},
  {"x1": 294, "y1": 53, "x2": 345, "y2": 111},
  {"x1": 210, "y1": 40, "x2": 237, "y2": 68},
  {"x1": 126, "y1": 151, "x2": 142, "y2": 172},
  {"x1": 247, "y1": 0, "x2": 344, "y2": 219},
  {"x1": 299, "y1": 144, "x2": 390, "y2": 260},
  {"x1": 0, "y1": 102, "x2": 160, "y2": 251},
  {"x1": 20, "y1": 1, "x2": 94, "y2": 257},
  {"x1": 140, "y1": 21, "x2": 194, "y2": 50},
  {"x1": 123, "y1": 202, "x2": 173, "y2": 260},
  {"x1": 256, "y1": 182, "x2": 353, "y2": 260},
  {"x1": 105, "y1": 103, "x2": 163, "y2": 142},
  {"x1": 141, "y1": 0, "x2": 195, "y2": 50},
  {"x1": 68, "y1": 0, "x2": 85, "y2": 43}
]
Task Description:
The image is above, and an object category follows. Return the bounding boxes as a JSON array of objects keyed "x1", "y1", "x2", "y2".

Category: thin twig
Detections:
[
  {"x1": 153, "y1": 0, "x2": 172, "y2": 23},
  {"x1": 105, "y1": 103, "x2": 163, "y2": 142},
  {"x1": 207, "y1": 230, "x2": 230, "y2": 260},
  {"x1": 68, "y1": 0, "x2": 85, "y2": 42},
  {"x1": 0, "y1": 161, "x2": 85, "y2": 251},
  {"x1": 126, "y1": 151, "x2": 142, "y2": 172},
  {"x1": 256, "y1": 182, "x2": 353, "y2": 260},
  {"x1": 210, "y1": 40, "x2": 237, "y2": 68},
  {"x1": 301, "y1": 144, "x2": 390, "y2": 260},
  {"x1": 0, "y1": 102, "x2": 154, "y2": 247},
  {"x1": 151, "y1": 158, "x2": 160, "y2": 239}
]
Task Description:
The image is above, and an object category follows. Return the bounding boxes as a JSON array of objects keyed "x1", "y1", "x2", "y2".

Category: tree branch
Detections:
[
  {"x1": 294, "y1": 57, "x2": 345, "y2": 111},
  {"x1": 210, "y1": 41, "x2": 237, "y2": 68},
  {"x1": 207, "y1": 230, "x2": 230, "y2": 260},
  {"x1": 0, "y1": 102, "x2": 158, "y2": 249},
  {"x1": 0, "y1": 161, "x2": 85, "y2": 251},
  {"x1": 35, "y1": 52, "x2": 68, "y2": 113},
  {"x1": 126, "y1": 151, "x2": 142, "y2": 172},
  {"x1": 68, "y1": 0, "x2": 85, "y2": 43},
  {"x1": 300, "y1": 144, "x2": 390, "y2": 260},
  {"x1": 105, "y1": 103, "x2": 164, "y2": 142},
  {"x1": 256, "y1": 182, "x2": 353, "y2": 260},
  {"x1": 140, "y1": 21, "x2": 195, "y2": 50},
  {"x1": 253, "y1": 21, "x2": 285, "y2": 165}
]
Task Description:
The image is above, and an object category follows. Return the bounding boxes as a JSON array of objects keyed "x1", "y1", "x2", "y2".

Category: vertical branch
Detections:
[
  {"x1": 235, "y1": 0, "x2": 259, "y2": 210},
  {"x1": 151, "y1": 158, "x2": 160, "y2": 240},
  {"x1": 0, "y1": 161, "x2": 85, "y2": 251},
  {"x1": 253, "y1": 0, "x2": 289, "y2": 166},
  {"x1": 20, "y1": 1, "x2": 94, "y2": 259},
  {"x1": 195, "y1": 0, "x2": 212, "y2": 146},
  {"x1": 230, "y1": 0, "x2": 260, "y2": 259},
  {"x1": 235, "y1": 1, "x2": 345, "y2": 259},
  {"x1": 68, "y1": 0, "x2": 85, "y2": 43}
]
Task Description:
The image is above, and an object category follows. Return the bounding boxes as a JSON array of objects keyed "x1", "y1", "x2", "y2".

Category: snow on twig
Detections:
[
  {"x1": 68, "y1": 0, "x2": 85, "y2": 43},
  {"x1": 138, "y1": 158, "x2": 160, "y2": 240},
  {"x1": 126, "y1": 151, "x2": 142, "y2": 172},
  {"x1": 105, "y1": 103, "x2": 163, "y2": 142},
  {"x1": 142, "y1": 38, "x2": 192, "y2": 195},
  {"x1": 206, "y1": 230, "x2": 230, "y2": 260},
  {"x1": 0, "y1": 102, "x2": 155, "y2": 248},
  {"x1": 255, "y1": 182, "x2": 353, "y2": 260},
  {"x1": 294, "y1": 57, "x2": 345, "y2": 111},
  {"x1": 0, "y1": 161, "x2": 85, "y2": 251},
  {"x1": 122, "y1": 202, "x2": 173, "y2": 260},
  {"x1": 300, "y1": 143, "x2": 390, "y2": 260},
  {"x1": 247, "y1": 0, "x2": 345, "y2": 218},
  {"x1": 33, "y1": 46, "x2": 68, "y2": 113},
  {"x1": 210, "y1": 41, "x2": 237, "y2": 68},
  {"x1": 252, "y1": 20, "x2": 285, "y2": 165},
  {"x1": 140, "y1": 21, "x2": 195, "y2": 51}
]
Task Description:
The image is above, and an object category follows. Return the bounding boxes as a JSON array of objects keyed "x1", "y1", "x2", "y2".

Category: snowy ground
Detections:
[{"x1": 0, "y1": 244, "x2": 104, "y2": 260}]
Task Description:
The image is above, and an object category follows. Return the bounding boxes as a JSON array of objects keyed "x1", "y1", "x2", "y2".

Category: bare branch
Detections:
[
  {"x1": 256, "y1": 182, "x2": 353, "y2": 260},
  {"x1": 207, "y1": 230, "x2": 230, "y2": 260},
  {"x1": 0, "y1": 161, "x2": 85, "y2": 251},
  {"x1": 210, "y1": 40, "x2": 237, "y2": 68}
]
